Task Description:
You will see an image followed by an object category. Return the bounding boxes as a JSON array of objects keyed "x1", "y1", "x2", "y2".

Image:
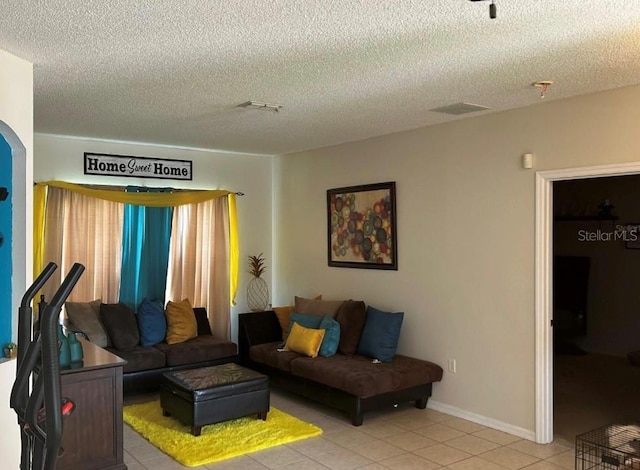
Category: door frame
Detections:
[{"x1": 535, "y1": 162, "x2": 640, "y2": 443}]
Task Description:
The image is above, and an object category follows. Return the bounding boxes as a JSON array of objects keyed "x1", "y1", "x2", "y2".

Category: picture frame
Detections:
[
  {"x1": 624, "y1": 223, "x2": 640, "y2": 249},
  {"x1": 327, "y1": 182, "x2": 397, "y2": 270}
]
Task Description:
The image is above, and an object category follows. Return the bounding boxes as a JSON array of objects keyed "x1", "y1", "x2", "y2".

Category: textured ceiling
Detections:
[{"x1": 2, "y1": 1, "x2": 640, "y2": 156}]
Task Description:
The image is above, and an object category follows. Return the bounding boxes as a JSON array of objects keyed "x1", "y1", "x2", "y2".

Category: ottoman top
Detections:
[{"x1": 163, "y1": 363, "x2": 267, "y2": 392}]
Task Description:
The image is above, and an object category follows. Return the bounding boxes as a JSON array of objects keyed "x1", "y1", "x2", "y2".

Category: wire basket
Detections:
[{"x1": 576, "y1": 424, "x2": 640, "y2": 469}]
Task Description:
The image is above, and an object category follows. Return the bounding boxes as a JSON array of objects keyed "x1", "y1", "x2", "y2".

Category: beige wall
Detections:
[
  {"x1": 34, "y1": 134, "x2": 275, "y2": 340},
  {"x1": 0, "y1": 48, "x2": 33, "y2": 470},
  {"x1": 274, "y1": 84, "x2": 640, "y2": 435}
]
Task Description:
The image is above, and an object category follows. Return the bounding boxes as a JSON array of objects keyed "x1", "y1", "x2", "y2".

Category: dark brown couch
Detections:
[
  {"x1": 70, "y1": 307, "x2": 239, "y2": 393},
  {"x1": 238, "y1": 309, "x2": 443, "y2": 426}
]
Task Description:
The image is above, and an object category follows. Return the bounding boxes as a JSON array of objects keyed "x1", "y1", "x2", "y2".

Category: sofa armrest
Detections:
[{"x1": 238, "y1": 311, "x2": 282, "y2": 364}]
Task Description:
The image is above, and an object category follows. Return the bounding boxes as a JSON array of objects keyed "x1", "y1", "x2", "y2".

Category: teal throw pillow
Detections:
[
  {"x1": 289, "y1": 312, "x2": 322, "y2": 332},
  {"x1": 357, "y1": 306, "x2": 404, "y2": 362},
  {"x1": 290, "y1": 313, "x2": 340, "y2": 357},
  {"x1": 136, "y1": 299, "x2": 167, "y2": 347},
  {"x1": 318, "y1": 315, "x2": 340, "y2": 357}
]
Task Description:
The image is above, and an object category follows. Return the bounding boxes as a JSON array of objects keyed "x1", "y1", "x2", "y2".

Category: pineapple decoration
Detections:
[{"x1": 247, "y1": 253, "x2": 269, "y2": 312}]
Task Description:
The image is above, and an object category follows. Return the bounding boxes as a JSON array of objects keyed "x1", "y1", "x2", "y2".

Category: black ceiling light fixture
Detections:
[{"x1": 469, "y1": 0, "x2": 497, "y2": 19}]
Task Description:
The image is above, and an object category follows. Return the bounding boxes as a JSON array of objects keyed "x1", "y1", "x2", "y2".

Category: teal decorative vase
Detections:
[
  {"x1": 57, "y1": 324, "x2": 71, "y2": 368},
  {"x1": 68, "y1": 332, "x2": 83, "y2": 363}
]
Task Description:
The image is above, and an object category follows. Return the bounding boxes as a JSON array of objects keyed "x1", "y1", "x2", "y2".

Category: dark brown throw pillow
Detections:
[
  {"x1": 193, "y1": 307, "x2": 212, "y2": 336},
  {"x1": 335, "y1": 300, "x2": 366, "y2": 355},
  {"x1": 294, "y1": 296, "x2": 344, "y2": 319},
  {"x1": 65, "y1": 299, "x2": 109, "y2": 347},
  {"x1": 99, "y1": 302, "x2": 140, "y2": 351}
]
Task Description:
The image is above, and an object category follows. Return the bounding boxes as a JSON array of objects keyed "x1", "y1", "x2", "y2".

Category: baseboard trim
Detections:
[{"x1": 428, "y1": 400, "x2": 536, "y2": 442}]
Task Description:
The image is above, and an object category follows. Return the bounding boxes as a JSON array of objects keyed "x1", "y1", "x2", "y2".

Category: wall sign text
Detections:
[{"x1": 84, "y1": 152, "x2": 193, "y2": 181}]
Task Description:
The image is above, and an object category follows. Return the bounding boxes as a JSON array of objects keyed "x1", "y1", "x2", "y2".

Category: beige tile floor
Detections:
[
  {"x1": 554, "y1": 352, "x2": 640, "y2": 443},
  {"x1": 123, "y1": 389, "x2": 576, "y2": 470}
]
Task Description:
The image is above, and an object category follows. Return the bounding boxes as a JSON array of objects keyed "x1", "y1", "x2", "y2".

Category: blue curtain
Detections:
[{"x1": 119, "y1": 187, "x2": 173, "y2": 310}]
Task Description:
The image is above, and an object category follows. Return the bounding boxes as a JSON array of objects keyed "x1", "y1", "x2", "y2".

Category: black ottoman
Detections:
[{"x1": 160, "y1": 363, "x2": 270, "y2": 436}]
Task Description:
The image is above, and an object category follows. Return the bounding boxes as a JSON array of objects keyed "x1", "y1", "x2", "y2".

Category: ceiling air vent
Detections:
[
  {"x1": 429, "y1": 102, "x2": 491, "y2": 115},
  {"x1": 237, "y1": 101, "x2": 283, "y2": 112}
]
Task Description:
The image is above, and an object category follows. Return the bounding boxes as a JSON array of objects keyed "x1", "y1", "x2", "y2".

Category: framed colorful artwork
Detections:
[{"x1": 327, "y1": 182, "x2": 397, "y2": 270}]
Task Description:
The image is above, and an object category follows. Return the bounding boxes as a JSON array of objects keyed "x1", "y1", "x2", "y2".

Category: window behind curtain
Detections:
[
  {"x1": 166, "y1": 197, "x2": 231, "y2": 340},
  {"x1": 119, "y1": 187, "x2": 173, "y2": 309},
  {"x1": 41, "y1": 187, "x2": 232, "y2": 341},
  {"x1": 42, "y1": 187, "x2": 123, "y2": 303}
]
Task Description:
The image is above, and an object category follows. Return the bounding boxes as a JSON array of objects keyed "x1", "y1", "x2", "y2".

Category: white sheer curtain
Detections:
[
  {"x1": 42, "y1": 186, "x2": 123, "y2": 303},
  {"x1": 166, "y1": 197, "x2": 231, "y2": 340}
]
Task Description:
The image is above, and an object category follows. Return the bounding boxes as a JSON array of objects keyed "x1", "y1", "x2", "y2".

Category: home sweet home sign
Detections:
[{"x1": 84, "y1": 152, "x2": 193, "y2": 181}]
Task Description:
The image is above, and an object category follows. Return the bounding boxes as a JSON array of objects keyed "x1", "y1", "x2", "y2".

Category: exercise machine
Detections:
[{"x1": 10, "y1": 262, "x2": 85, "y2": 470}]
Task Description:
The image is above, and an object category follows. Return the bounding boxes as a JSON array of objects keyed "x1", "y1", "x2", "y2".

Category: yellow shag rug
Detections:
[{"x1": 123, "y1": 400, "x2": 322, "y2": 467}]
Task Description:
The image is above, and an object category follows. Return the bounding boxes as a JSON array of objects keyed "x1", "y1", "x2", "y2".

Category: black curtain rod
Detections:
[{"x1": 33, "y1": 181, "x2": 244, "y2": 195}]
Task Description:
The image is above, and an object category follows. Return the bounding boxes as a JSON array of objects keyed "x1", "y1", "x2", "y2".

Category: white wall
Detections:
[
  {"x1": 0, "y1": 47, "x2": 33, "y2": 470},
  {"x1": 34, "y1": 134, "x2": 274, "y2": 341},
  {"x1": 274, "y1": 84, "x2": 640, "y2": 436},
  {"x1": 0, "y1": 358, "x2": 18, "y2": 467}
]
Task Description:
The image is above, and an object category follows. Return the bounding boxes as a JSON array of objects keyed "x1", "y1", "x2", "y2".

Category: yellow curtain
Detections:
[
  {"x1": 228, "y1": 194, "x2": 239, "y2": 306},
  {"x1": 33, "y1": 184, "x2": 48, "y2": 277},
  {"x1": 35, "y1": 181, "x2": 231, "y2": 207}
]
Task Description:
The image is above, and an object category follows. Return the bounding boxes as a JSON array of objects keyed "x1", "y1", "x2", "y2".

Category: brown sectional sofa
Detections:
[
  {"x1": 68, "y1": 306, "x2": 238, "y2": 393},
  {"x1": 238, "y1": 307, "x2": 443, "y2": 426}
]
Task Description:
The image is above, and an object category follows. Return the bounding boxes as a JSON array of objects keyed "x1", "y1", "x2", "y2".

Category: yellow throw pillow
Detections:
[
  {"x1": 165, "y1": 299, "x2": 198, "y2": 344},
  {"x1": 273, "y1": 306, "x2": 295, "y2": 340},
  {"x1": 274, "y1": 295, "x2": 322, "y2": 340},
  {"x1": 284, "y1": 322, "x2": 325, "y2": 358}
]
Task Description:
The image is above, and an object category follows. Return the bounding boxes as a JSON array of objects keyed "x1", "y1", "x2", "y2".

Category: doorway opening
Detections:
[
  {"x1": 552, "y1": 175, "x2": 640, "y2": 442},
  {"x1": 535, "y1": 162, "x2": 640, "y2": 444}
]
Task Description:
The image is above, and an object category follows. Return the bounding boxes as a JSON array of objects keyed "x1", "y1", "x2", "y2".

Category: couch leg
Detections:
[
  {"x1": 162, "y1": 409, "x2": 171, "y2": 417},
  {"x1": 258, "y1": 411, "x2": 267, "y2": 421},
  {"x1": 415, "y1": 396, "x2": 428, "y2": 409},
  {"x1": 351, "y1": 413, "x2": 364, "y2": 426},
  {"x1": 191, "y1": 425, "x2": 202, "y2": 436}
]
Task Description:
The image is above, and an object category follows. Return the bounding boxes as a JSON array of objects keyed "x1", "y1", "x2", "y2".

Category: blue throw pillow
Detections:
[
  {"x1": 357, "y1": 306, "x2": 404, "y2": 362},
  {"x1": 136, "y1": 299, "x2": 167, "y2": 346},
  {"x1": 318, "y1": 315, "x2": 340, "y2": 357}
]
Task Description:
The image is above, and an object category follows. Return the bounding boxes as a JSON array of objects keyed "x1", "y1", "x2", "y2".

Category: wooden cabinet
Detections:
[{"x1": 58, "y1": 339, "x2": 127, "y2": 470}]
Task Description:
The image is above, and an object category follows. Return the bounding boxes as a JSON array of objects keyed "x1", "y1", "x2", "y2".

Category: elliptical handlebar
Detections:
[
  {"x1": 39, "y1": 263, "x2": 85, "y2": 469},
  {"x1": 20, "y1": 262, "x2": 57, "y2": 311},
  {"x1": 11, "y1": 262, "x2": 57, "y2": 418},
  {"x1": 17, "y1": 262, "x2": 57, "y2": 368}
]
